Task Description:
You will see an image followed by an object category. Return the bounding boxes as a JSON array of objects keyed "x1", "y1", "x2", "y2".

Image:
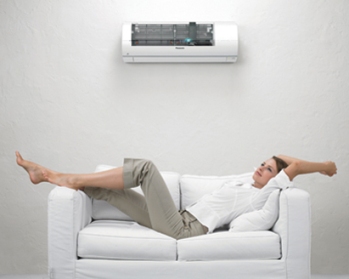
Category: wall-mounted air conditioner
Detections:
[{"x1": 122, "y1": 22, "x2": 238, "y2": 63}]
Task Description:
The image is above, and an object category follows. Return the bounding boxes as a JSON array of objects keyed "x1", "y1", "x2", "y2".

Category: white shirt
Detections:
[{"x1": 186, "y1": 170, "x2": 293, "y2": 233}]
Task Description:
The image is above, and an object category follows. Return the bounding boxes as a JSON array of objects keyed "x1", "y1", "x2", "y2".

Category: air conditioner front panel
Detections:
[{"x1": 122, "y1": 22, "x2": 238, "y2": 63}]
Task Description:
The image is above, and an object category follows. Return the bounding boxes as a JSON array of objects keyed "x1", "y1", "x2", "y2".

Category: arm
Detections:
[{"x1": 277, "y1": 155, "x2": 337, "y2": 181}]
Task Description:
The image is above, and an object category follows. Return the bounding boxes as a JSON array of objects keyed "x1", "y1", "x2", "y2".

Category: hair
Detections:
[{"x1": 272, "y1": 156, "x2": 289, "y2": 173}]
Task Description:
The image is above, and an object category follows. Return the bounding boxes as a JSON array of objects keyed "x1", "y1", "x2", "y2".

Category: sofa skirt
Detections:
[{"x1": 72, "y1": 259, "x2": 288, "y2": 279}]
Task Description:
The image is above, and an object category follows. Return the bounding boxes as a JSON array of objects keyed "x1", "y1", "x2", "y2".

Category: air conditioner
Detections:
[{"x1": 122, "y1": 22, "x2": 238, "y2": 63}]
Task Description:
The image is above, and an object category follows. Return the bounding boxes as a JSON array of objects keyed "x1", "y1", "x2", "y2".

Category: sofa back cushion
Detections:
[
  {"x1": 180, "y1": 172, "x2": 254, "y2": 209},
  {"x1": 92, "y1": 165, "x2": 181, "y2": 221}
]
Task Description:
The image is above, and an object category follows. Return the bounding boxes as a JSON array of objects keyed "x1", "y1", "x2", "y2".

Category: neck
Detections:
[{"x1": 252, "y1": 181, "x2": 263, "y2": 189}]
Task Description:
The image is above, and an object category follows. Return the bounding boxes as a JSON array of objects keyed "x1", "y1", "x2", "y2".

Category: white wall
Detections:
[{"x1": 1, "y1": 0, "x2": 348, "y2": 275}]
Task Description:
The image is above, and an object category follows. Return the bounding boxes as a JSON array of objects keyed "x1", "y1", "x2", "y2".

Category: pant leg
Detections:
[
  {"x1": 86, "y1": 158, "x2": 207, "y2": 239},
  {"x1": 123, "y1": 158, "x2": 185, "y2": 239},
  {"x1": 84, "y1": 187, "x2": 152, "y2": 229}
]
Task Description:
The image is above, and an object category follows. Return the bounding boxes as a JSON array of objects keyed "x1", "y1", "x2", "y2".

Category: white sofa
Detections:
[{"x1": 48, "y1": 166, "x2": 311, "y2": 279}]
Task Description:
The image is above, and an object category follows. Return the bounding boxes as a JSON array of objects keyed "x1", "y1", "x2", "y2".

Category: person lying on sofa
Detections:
[{"x1": 16, "y1": 152, "x2": 337, "y2": 240}]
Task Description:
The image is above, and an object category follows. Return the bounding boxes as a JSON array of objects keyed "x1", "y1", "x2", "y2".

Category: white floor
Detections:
[
  {"x1": 0, "y1": 276, "x2": 47, "y2": 279},
  {"x1": 1, "y1": 275, "x2": 349, "y2": 279},
  {"x1": 313, "y1": 276, "x2": 349, "y2": 279}
]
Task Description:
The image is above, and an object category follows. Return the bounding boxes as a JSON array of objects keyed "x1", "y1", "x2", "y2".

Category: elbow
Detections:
[
  {"x1": 284, "y1": 160, "x2": 302, "y2": 181},
  {"x1": 291, "y1": 160, "x2": 302, "y2": 172}
]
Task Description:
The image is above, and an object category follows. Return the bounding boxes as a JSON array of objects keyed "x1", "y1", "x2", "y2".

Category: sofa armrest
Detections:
[
  {"x1": 48, "y1": 187, "x2": 92, "y2": 279},
  {"x1": 273, "y1": 188, "x2": 311, "y2": 279}
]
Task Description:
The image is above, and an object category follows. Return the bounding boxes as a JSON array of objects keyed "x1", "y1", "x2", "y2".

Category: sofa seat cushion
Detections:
[
  {"x1": 177, "y1": 231, "x2": 281, "y2": 261},
  {"x1": 78, "y1": 220, "x2": 177, "y2": 261}
]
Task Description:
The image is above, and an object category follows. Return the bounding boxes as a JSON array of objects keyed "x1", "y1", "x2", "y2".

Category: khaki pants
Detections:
[{"x1": 84, "y1": 158, "x2": 207, "y2": 240}]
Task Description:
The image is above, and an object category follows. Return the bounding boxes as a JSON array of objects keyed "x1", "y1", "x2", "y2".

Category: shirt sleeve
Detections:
[{"x1": 250, "y1": 170, "x2": 294, "y2": 211}]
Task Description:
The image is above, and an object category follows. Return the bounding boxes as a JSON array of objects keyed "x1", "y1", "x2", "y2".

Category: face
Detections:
[{"x1": 252, "y1": 158, "x2": 278, "y2": 189}]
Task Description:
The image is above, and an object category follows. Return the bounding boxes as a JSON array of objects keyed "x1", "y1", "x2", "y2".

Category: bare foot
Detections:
[
  {"x1": 16, "y1": 151, "x2": 50, "y2": 184},
  {"x1": 15, "y1": 151, "x2": 80, "y2": 190}
]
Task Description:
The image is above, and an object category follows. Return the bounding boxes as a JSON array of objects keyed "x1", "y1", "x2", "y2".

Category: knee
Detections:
[
  {"x1": 138, "y1": 159, "x2": 159, "y2": 177},
  {"x1": 136, "y1": 159, "x2": 155, "y2": 170},
  {"x1": 143, "y1": 159, "x2": 154, "y2": 168}
]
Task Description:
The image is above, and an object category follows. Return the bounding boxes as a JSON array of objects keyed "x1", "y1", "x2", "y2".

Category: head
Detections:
[{"x1": 252, "y1": 156, "x2": 288, "y2": 189}]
